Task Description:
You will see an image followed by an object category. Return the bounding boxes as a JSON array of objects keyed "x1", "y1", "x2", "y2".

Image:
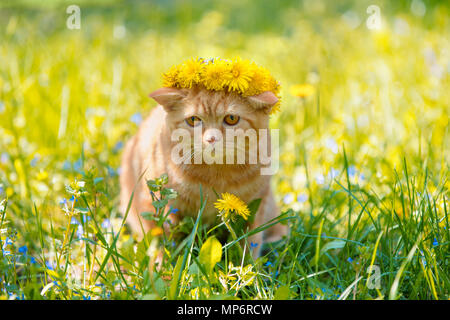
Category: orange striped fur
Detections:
[{"x1": 119, "y1": 87, "x2": 287, "y2": 255}]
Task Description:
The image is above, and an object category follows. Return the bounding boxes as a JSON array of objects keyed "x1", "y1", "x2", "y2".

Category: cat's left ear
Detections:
[
  {"x1": 247, "y1": 91, "x2": 278, "y2": 114},
  {"x1": 149, "y1": 87, "x2": 187, "y2": 112}
]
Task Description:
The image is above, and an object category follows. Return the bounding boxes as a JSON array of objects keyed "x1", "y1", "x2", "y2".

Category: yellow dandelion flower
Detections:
[
  {"x1": 214, "y1": 192, "x2": 250, "y2": 221},
  {"x1": 36, "y1": 170, "x2": 48, "y2": 181},
  {"x1": 178, "y1": 58, "x2": 204, "y2": 88},
  {"x1": 6, "y1": 187, "x2": 14, "y2": 197},
  {"x1": 223, "y1": 58, "x2": 254, "y2": 94},
  {"x1": 244, "y1": 64, "x2": 271, "y2": 96},
  {"x1": 201, "y1": 60, "x2": 228, "y2": 91},
  {"x1": 160, "y1": 57, "x2": 281, "y2": 114},
  {"x1": 162, "y1": 65, "x2": 181, "y2": 87},
  {"x1": 290, "y1": 84, "x2": 315, "y2": 98},
  {"x1": 151, "y1": 226, "x2": 164, "y2": 237}
]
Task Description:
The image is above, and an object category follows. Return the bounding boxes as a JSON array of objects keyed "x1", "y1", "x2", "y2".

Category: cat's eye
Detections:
[
  {"x1": 223, "y1": 114, "x2": 240, "y2": 126},
  {"x1": 185, "y1": 116, "x2": 202, "y2": 127}
]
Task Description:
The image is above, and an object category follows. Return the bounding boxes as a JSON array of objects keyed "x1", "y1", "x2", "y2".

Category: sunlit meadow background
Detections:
[{"x1": 0, "y1": 0, "x2": 449, "y2": 300}]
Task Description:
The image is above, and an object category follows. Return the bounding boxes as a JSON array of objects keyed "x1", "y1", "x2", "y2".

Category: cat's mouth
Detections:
[
  {"x1": 169, "y1": 139, "x2": 277, "y2": 174},
  {"x1": 196, "y1": 145, "x2": 254, "y2": 166},
  {"x1": 203, "y1": 143, "x2": 221, "y2": 152}
]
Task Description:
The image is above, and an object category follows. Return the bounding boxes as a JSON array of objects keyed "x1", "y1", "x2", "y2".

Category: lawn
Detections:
[{"x1": 0, "y1": 0, "x2": 448, "y2": 300}]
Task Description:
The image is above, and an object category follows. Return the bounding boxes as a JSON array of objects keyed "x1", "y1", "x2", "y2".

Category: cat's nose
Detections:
[
  {"x1": 206, "y1": 136, "x2": 216, "y2": 144},
  {"x1": 203, "y1": 129, "x2": 222, "y2": 144}
]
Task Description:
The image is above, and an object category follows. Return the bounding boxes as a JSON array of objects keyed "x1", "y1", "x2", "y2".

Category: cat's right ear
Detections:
[
  {"x1": 149, "y1": 88, "x2": 186, "y2": 112},
  {"x1": 247, "y1": 91, "x2": 278, "y2": 114}
]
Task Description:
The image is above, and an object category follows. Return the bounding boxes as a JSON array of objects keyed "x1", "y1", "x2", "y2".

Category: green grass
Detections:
[{"x1": 0, "y1": 0, "x2": 449, "y2": 300}]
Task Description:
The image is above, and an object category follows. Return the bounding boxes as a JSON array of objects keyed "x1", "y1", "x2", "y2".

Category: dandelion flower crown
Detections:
[{"x1": 161, "y1": 57, "x2": 281, "y2": 114}]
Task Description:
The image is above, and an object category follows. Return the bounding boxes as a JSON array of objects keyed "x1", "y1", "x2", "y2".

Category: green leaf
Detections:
[
  {"x1": 161, "y1": 188, "x2": 178, "y2": 199},
  {"x1": 320, "y1": 239, "x2": 346, "y2": 256},
  {"x1": 247, "y1": 198, "x2": 261, "y2": 224},
  {"x1": 146, "y1": 179, "x2": 159, "y2": 192},
  {"x1": 93, "y1": 177, "x2": 104, "y2": 185},
  {"x1": 199, "y1": 236, "x2": 222, "y2": 275},
  {"x1": 140, "y1": 211, "x2": 155, "y2": 220},
  {"x1": 74, "y1": 207, "x2": 89, "y2": 214},
  {"x1": 157, "y1": 173, "x2": 169, "y2": 186},
  {"x1": 169, "y1": 256, "x2": 183, "y2": 300},
  {"x1": 274, "y1": 285, "x2": 290, "y2": 300},
  {"x1": 154, "y1": 277, "x2": 166, "y2": 297},
  {"x1": 152, "y1": 199, "x2": 168, "y2": 209}
]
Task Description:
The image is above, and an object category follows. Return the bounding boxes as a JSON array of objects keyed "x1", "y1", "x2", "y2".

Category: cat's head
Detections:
[{"x1": 149, "y1": 86, "x2": 277, "y2": 166}]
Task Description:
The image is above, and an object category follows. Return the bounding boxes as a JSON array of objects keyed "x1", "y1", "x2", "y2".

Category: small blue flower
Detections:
[
  {"x1": 283, "y1": 193, "x2": 294, "y2": 205},
  {"x1": 0, "y1": 152, "x2": 9, "y2": 164},
  {"x1": 432, "y1": 238, "x2": 438, "y2": 246},
  {"x1": 265, "y1": 261, "x2": 272, "y2": 267},
  {"x1": 348, "y1": 165, "x2": 357, "y2": 177},
  {"x1": 250, "y1": 242, "x2": 258, "y2": 248},
  {"x1": 46, "y1": 261, "x2": 55, "y2": 270},
  {"x1": 60, "y1": 198, "x2": 68, "y2": 205},
  {"x1": 113, "y1": 141, "x2": 124, "y2": 152},
  {"x1": 297, "y1": 194, "x2": 308, "y2": 203},
  {"x1": 101, "y1": 219, "x2": 111, "y2": 229},
  {"x1": 30, "y1": 257, "x2": 37, "y2": 264},
  {"x1": 316, "y1": 173, "x2": 325, "y2": 185},
  {"x1": 107, "y1": 166, "x2": 117, "y2": 177},
  {"x1": 62, "y1": 160, "x2": 72, "y2": 171},
  {"x1": 70, "y1": 195, "x2": 76, "y2": 202},
  {"x1": 325, "y1": 138, "x2": 338, "y2": 154},
  {"x1": 73, "y1": 158, "x2": 83, "y2": 172},
  {"x1": 170, "y1": 208, "x2": 179, "y2": 214},
  {"x1": 130, "y1": 112, "x2": 143, "y2": 125},
  {"x1": 30, "y1": 156, "x2": 39, "y2": 167},
  {"x1": 82, "y1": 295, "x2": 91, "y2": 300},
  {"x1": 328, "y1": 168, "x2": 339, "y2": 179},
  {"x1": 71, "y1": 217, "x2": 80, "y2": 225},
  {"x1": 76, "y1": 225, "x2": 84, "y2": 238},
  {"x1": 18, "y1": 245, "x2": 28, "y2": 254},
  {"x1": 421, "y1": 258, "x2": 427, "y2": 267},
  {"x1": 347, "y1": 257, "x2": 353, "y2": 263},
  {"x1": 3, "y1": 237, "x2": 13, "y2": 247}
]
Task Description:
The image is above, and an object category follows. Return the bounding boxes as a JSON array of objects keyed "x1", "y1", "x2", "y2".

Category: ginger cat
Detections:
[{"x1": 119, "y1": 86, "x2": 287, "y2": 255}]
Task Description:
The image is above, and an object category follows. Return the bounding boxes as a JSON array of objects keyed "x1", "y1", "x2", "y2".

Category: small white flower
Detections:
[{"x1": 77, "y1": 181, "x2": 86, "y2": 188}]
